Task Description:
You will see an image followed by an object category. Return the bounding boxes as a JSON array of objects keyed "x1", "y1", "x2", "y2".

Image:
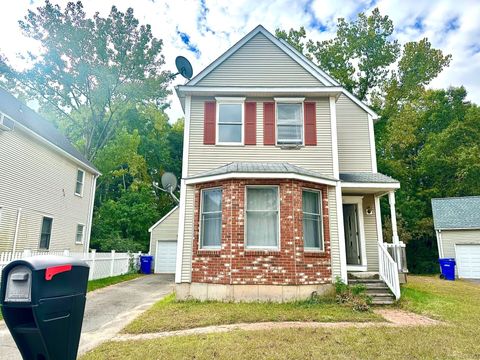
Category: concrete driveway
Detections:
[{"x1": 0, "y1": 274, "x2": 174, "y2": 359}]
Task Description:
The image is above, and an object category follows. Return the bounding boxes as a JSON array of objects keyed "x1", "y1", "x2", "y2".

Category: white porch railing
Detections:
[
  {"x1": 378, "y1": 242, "x2": 401, "y2": 300},
  {"x1": 0, "y1": 249, "x2": 142, "y2": 282},
  {"x1": 385, "y1": 242, "x2": 408, "y2": 273}
]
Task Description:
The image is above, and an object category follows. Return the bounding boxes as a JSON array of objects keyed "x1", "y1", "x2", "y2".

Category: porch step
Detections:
[{"x1": 348, "y1": 277, "x2": 396, "y2": 305}]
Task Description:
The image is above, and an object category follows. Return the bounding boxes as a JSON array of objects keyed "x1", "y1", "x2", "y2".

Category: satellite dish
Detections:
[
  {"x1": 174, "y1": 56, "x2": 193, "y2": 80},
  {"x1": 161, "y1": 172, "x2": 178, "y2": 192}
]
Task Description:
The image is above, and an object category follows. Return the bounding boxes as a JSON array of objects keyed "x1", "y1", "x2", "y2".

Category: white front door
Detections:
[
  {"x1": 155, "y1": 241, "x2": 177, "y2": 274},
  {"x1": 456, "y1": 244, "x2": 480, "y2": 279}
]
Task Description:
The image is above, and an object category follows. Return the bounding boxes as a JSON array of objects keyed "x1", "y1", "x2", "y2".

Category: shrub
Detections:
[{"x1": 334, "y1": 277, "x2": 371, "y2": 312}]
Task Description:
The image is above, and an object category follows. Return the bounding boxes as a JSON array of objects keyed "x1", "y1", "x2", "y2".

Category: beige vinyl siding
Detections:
[
  {"x1": 187, "y1": 97, "x2": 334, "y2": 177},
  {"x1": 180, "y1": 185, "x2": 195, "y2": 282},
  {"x1": 336, "y1": 94, "x2": 373, "y2": 172},
  {"x1": 0, "y1": 126, "x2": 94, "y2": 252},
  {"x1": 362, "y1": 195, "x2": 379, "y2": 272},
  {"x1": 328, "y1": 187, "x2": 341, "y2": 279},
  {"x1": 149, "y1": 207, "x2": 179, "y2": 256},
  {"x1": 196, "y1": 33, "x2": 323, "y2": 87},
  {"x1": 440, "y1": 230, "x2": 480, "y2": 258}
]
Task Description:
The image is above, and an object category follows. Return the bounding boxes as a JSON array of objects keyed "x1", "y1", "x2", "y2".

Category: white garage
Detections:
[
  {"x1": 432, "y1": 196, "x2": 480, "y2": 279},
  {"x1": 455, "y1": 244, "x2": 480, "y2": 279},
  {"x1": 149, "y1": 206, "x2": 179, "y2": 274}
]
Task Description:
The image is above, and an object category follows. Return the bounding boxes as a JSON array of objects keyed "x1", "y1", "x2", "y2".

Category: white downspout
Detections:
[
  {"x1": 85, "y1": 174, "x2": 98, "y2": 252},
  {"x1": 12, "y1": 208, "x2": 22, "y2": 253},
  {"x1": 388, "y1": 191, "x2": 401, "y2": 270}
]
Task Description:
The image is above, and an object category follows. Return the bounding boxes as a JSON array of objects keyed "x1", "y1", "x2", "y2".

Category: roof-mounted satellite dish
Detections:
[
  {"x1": 173, "y1": 56, "x2": 193, "y2": 80},
  {"x1": 153, "y1": 172, "x2": 179, "y2": 203}
]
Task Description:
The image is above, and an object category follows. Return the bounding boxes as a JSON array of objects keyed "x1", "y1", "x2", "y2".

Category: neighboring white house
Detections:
[
  {"x1": 432, "y1": 196, "x2": 480, "y2": 279},
  {"x1": 0, "y1": 88, "x2": 100, "y2": 253}
]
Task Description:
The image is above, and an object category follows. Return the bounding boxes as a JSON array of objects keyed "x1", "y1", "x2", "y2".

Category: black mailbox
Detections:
[{"x1": 0, "y1": 255, "x2": 89, "y2": 360}]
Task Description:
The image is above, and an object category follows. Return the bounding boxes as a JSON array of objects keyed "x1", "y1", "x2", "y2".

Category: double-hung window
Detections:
[
  {"x1": 39, "y1": 216, "x2": 53, "y2": 249},
  {"x1": 246, "y1": 186, "x2": 279, "y2": 249},
  {"x1": 302, "y1": 190, "x2": 323, "y2": 250},
  {"x1": 276, "y1": 99, "x2": 304, "y2": 145},
  {"x1": 216, "y1": 98, "x2": 244, "y2": 145},
  {"x1": 75, "y1": 169, "x2": 85, "y2": 196},
  {"x1": 76, "y1": 224, "x2": 85, "y2": 244},
  {"x1": 200, "y1": 188, "x2": 222, "y2": 248}
]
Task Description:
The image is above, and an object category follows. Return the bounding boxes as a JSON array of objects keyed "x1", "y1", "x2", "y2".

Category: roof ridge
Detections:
[{"x1": 432, "y1": 196, "x2": 480, "y2": 201}]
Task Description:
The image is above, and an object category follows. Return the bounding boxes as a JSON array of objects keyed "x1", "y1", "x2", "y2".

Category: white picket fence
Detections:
[{"x1": 0, "y1": 249, "x2": 142, "y2": 282}]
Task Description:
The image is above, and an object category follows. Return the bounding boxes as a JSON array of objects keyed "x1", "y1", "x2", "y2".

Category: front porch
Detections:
[{"x1": 340, "y1": 172, "x2": 408, "y2": 299}]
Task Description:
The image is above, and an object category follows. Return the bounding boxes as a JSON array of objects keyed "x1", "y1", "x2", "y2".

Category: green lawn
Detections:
[
  {"x1": 123, "y1": 293, "x2": 381, "y2": 333},
  {"x1": 82, "y1": 276, "x2": 480, "y2": 359}
]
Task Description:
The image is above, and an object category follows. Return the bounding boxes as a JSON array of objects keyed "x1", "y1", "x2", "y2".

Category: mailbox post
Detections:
[{"x1": 0, "y1": 255, "x2": 89, "y2": 360}]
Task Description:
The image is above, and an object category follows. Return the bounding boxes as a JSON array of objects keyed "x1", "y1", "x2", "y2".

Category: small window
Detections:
[
  {"x1": 39, "y1": 217, "x2": 53, "y2": 249},
  {"x1": 246, "y1": 186, "x2": 279, "y2": 248},
  {"x1": 75, "y1": 169, "x2": 85, "y2": 196},
  {"x1": 200, "y1": 188, "x2": 222, "y2": 248},
  {"x1": 217, "y1": 102, "x2": 243, "y2": 144},
  {"x1": 302, "y1": 190, "x2": 323, "y2": 250},
  {"x1": 76, "y1": 224, "x2": 85, "y2": 244},
  {"x1": 277, "y1": 103, "x2": 303, "y2": 145}
]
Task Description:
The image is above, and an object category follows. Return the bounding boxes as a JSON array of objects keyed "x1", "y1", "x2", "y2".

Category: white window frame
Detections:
[
  {"x1": 215, "y1": 97, "x2": 245, "y2": 146},
  {"x1": 199, "y1": 187, "x2": 223, "y2": 250},
  {"x1": 302, "y1": 188, "x2": 325, "y2": 252},
  {"x1": 245, "y1": 185, "x2": 280, "y2": 250},
  {"x1": 75, "y1": 169, "x2": 85, "y2": 197},
  {"x1": 39, "y1": 216, "x2": 54, "y2": 250},
  {"x1": 75, "y1": 223, "x2": 85, "y2": 244},
  {"x1": 274, "y1": 97, "x2": 305, "y2": 146}
]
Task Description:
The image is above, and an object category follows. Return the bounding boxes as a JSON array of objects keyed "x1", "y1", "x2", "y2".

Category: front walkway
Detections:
[
  {"x1": 111, "y1": 309, "x2": 440, "y2": 342},
  {"x1": 0, "y1": 275, "x2": 174, "y2": 359}
]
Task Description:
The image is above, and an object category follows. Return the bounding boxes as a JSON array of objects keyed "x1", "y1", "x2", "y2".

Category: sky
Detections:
[{"x1": 1, "y1": 0, "x2": 480, "y2": 122}]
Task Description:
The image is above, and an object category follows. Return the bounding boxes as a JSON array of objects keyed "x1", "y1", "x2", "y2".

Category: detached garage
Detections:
[
  {"x1": 149, "y1": 206, "x2": 179, "y2": 274},
  {"x1": 432, "y1": 196, "x2": 480, "y2": 279}
]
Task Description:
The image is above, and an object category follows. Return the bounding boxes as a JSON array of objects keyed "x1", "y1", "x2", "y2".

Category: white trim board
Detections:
[
  {"x1": 149, "y1": 206, "x2": 179, "y2": 233},
  {"x1": 341, "y1": 182, "x2": 400, "y2": 189}
]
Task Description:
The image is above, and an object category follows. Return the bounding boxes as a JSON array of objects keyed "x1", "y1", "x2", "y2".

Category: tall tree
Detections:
[{"x1": 1, "y1": 1, "x2": 170, "y2": 161}]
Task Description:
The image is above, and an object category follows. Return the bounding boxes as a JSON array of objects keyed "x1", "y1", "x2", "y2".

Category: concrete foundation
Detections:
[{"x1": 175, "y1": 283, "x2": 334, "y2": 302}]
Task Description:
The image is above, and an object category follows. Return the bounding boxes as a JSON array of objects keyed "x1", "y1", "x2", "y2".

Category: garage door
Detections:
[
  {"x1": 155, "y1": 241, "x2": 177, "y2": 274},
  {"x1": 456, "y1": 244, "x2": 480, "y2": 279}
]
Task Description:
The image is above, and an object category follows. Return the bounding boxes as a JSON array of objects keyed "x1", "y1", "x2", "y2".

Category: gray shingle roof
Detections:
[
  {"x1": 187, "y1": 162, "x2": 337, "y2": 182},
  {"x1": 431, "y1": 196, "x2": 480, "y2": 230},
  {"x1": 0, "y1": 88, "x2": 99, "y2": 174},
  {"x1": 340, "y1": 172, "x2": 399, "y2": 184}
]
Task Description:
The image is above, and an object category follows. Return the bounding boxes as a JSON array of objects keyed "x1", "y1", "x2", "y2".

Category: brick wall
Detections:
[{"x1": 192, "y1": 179, "x2": 332, "y2": 285}]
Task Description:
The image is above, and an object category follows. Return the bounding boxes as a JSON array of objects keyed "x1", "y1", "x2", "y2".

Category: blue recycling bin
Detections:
[
  {"x1": 140, "y1": 255, "x2": 153, "y2": 274},
  {"x1": 439, "y1": 258, "x2": 456, "y2": 280}
]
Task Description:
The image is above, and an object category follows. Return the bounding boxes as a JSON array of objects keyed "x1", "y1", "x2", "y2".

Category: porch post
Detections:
[{"x1": 388, "y1": 191, "x2": 402, "y2": 270}]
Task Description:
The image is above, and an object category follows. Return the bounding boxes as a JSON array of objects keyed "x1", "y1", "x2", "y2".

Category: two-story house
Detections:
[
  {"x1": 0, "y1": 88, "x2": 100, "y2": 253},
  {"x1": 149, "y1": 25, "x2": 406, "y2": 301}
]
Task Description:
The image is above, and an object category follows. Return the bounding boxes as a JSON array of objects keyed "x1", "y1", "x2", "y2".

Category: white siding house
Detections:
[{"x1": 0, "y1": 88, "x2": 100, "y2": 253}]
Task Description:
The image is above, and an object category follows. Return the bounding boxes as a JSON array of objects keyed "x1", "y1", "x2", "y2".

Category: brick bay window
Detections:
[
  {"x1": 245, "y1": 186, "x2": 279, "y2": 249},
  {"x1": 200, "y1": 188, "x2": 222, "y2": 249},
  {"x1": 302, "y1": 189, "x2": 324, "y2": 251},
  {"x1": 275, "y1": 98, "x2": 304, "y2": 146}
]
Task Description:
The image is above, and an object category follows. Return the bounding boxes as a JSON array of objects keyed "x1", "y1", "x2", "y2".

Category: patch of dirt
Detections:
[{"x1": 374, "y1": 309, "x2": 441, "y2": 326}]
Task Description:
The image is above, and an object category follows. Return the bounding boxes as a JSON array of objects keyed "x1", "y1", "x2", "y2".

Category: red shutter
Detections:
[
  {"x1": 304, "y1": 102, "x2": 317, "y2": 146},
  {"x1": 203, "y1": 101, "x2": 216, "y2": 145},
  {"x1": 244, "y1": 102, "x2": 257, "y2": 145},
  {"x1": 263, "y1": 102, "x2": 275, "y2": 145}
]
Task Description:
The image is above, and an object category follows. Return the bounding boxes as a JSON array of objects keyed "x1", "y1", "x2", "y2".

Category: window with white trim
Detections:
[
  {"x1": 302, "y1": 190, "x2": 323, "y2": 250},
  {"x1": 276, "y1": 102, "x2": 303, "y2": 145},
  {"x1": 76, "y1": 224, "x2": 85, "y2": 244},
  {"x1": 39, "y1": 217, "x2": 53, "y2": 249},
  {"x1": 217, "y1": 100, "x2": 243, "y2": 144},
  {"x1": 75, "y1": 169, "x2": 85, "y2": 196},
  {"x1": 246, "y1": 186, "x2": 279, "y2": 248},
  {"x1": 200, "y1": 188, "x2": 222, "y2": 248}
]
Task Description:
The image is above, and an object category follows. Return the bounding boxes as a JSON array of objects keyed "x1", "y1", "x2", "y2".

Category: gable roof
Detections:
[
  {"x1": 431, "y1": 196, "x2": 480, "y2": 230},
  {"x1": 149, "y1": 205, "x2": 179, "y2": 232},
  {"x1": 178, "y1": 25, "x2": 378, "y2": 119},
  {"x1": 0, "y1": 88, "x2": 100, "y2": 175}
]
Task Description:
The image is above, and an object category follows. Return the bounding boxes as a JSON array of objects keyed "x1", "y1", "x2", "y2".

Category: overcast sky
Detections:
[{"x1": 1, "y1": 0, "x2": 480, "y2": 121}]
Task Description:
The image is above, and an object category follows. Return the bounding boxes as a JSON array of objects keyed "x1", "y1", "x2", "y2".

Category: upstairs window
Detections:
[
  {"x1": 200, "y1": 188, "x2": 222, "y2": 248},
  {"x1": 276, "y1": 101, "x2": 303, "y2": 145},
  {"x1": 39, "y1": 217, "x2": 53, "y2": 249},
  {"x1": 75, "y1": 169, "x2": 85, "y2": 196},
  {"x1": 216, "y1": 98, "x2": 244, "y2": 145}
]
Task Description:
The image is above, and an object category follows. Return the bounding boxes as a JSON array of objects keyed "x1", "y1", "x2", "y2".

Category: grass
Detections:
[
  {"x1": 82, "y1": 276, "x2": 480, "y2": 359},
  {"x1": 123, "y1": 292, "x2": 382, "y2": 333},
  {"x1": 87, "y1": 273, "x2": 143, "y2": 292}
]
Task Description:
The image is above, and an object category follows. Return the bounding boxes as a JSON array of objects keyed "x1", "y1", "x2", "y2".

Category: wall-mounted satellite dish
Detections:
[
  {"x1": 173, "y1": 56, "x2": 193, "y2": 80},
  {"x1": 153, "y1": 172, "x2": 179, "y2": 203}
]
